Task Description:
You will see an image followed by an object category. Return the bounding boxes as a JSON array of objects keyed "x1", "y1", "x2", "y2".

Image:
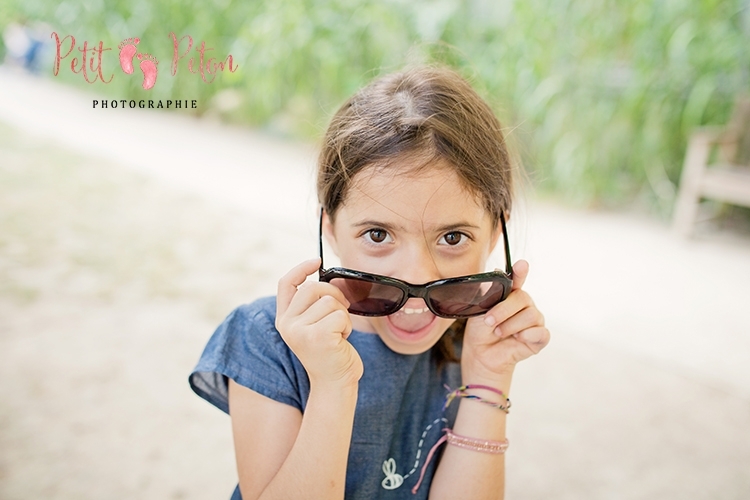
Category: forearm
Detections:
[
  {"x1": 429, "y1": 374, "x2": 512, "y2": 500},
  {"x1": 257, "y1": 383, "x2": 358, "y2": 500}
]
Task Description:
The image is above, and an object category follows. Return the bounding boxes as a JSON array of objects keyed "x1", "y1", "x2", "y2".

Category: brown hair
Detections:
[{"x1": 316, "y1": 65, "x2": 515, "y2": 365}]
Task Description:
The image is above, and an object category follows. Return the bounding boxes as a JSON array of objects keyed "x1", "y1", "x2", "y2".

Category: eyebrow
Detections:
[
  {"x1": 351, "y1": 219, "x2": 481, "y2": 233},
  {"x1": 434, "y1": 222, "x2": 482, "y2": 232},
  {"x1": 351, "y1": 220, "x2": 405, "y2": 232}
]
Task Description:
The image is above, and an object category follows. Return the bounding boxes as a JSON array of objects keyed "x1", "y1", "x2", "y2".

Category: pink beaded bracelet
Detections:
[
  {"x1": 411, "y1": 428, "x2": 510, "y2": 494},
  {"x1": 445, "y1": 429, "x2": 509, "y2": 454}
]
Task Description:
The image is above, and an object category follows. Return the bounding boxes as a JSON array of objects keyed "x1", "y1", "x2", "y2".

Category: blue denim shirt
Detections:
[{"x1": 189, "y1": 296, "x2": 461, "y2": 499}]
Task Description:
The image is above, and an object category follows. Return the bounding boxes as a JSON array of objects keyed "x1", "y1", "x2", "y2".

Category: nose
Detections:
[{"x1": 390, "y1": 241, "x2": 441, "y2": 285}]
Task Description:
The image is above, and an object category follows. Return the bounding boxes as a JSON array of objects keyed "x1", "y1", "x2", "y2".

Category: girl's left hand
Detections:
[{"x1": 461, "y1": 259, "x2": 550, "y2": 385}]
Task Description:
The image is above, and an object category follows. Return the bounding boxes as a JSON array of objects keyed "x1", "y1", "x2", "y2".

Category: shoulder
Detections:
[
  {"x1": 205, "y1": 295, "x2": 290, "y2": 365},
  {"x1": 225, "y1": 296, "x2": 278, "y2": 335},
  {"x1": 206, "y1": 296, "x2": 287, "y2": 353},
  {"x1": 189, "y1": 296, "x2": 308, "y2": 413}
]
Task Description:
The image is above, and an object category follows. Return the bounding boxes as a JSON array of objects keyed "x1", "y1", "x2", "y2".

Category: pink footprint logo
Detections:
[
  {"x1": 117, "y1": 37, "x2": 140, "y2": 74},
  {"x1": 136, "y1": 53, "x2": 158, "y2": 90}
]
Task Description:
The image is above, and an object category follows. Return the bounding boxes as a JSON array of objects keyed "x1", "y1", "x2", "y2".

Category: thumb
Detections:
[{"x1": 511, "y1": 259, "x2": 529, "y2": 291}]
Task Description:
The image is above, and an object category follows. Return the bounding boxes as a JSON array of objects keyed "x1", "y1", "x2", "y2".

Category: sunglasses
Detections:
[{"x1": 317, "y1": 210, "x2": 513, "y2": 318}]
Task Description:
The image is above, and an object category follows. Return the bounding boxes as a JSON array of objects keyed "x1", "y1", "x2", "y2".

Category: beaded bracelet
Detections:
[
  {"x1": 446, "y1": 429, "x2": 509, "y2": 454},
  {"x1": 411, "y1": 385, "x2": 512, "y2": 494},
  {"x1": 410, "y1": 428, "x2": 510, "y2": 493},
  {"x1": 443, "y1": 384, "x2": 511, "y2": 413}
]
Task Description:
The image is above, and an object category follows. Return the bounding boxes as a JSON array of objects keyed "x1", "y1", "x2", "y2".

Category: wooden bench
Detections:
[{"x1": 673, "y1": 96, "x2": 750, "y2": 236}]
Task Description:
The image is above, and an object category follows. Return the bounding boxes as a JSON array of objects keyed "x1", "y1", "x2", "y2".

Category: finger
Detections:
[
  {"x1": 493, "y1": 306, "x2": 545, "y2": 338},
  {"x1": 285, "y1": 280, "x2": 351, "y2": 319},
  {"x1": 312, "y1": 308, "x2": 353, "y2": 339},
  {"x1": 483, "y1": 289, "x2": 534, "y2": 327},
  {"x1": 511, "y1": 259, "x2": 529, "y2": 291},
  {"x1": 513, "y1": 326, "x2": 550, "y2": 355},
  {"x1": 298, "y1": 293, "x2": 351, "y2": 327},
  {"x1": 276, "y1": 258, "x2": 321, "y2": 320}
]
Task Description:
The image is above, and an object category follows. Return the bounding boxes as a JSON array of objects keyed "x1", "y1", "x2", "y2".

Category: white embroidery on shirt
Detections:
[
  {"x1": 381, "y1": 458, "x2": 403, "y2": 489},
  {"x1": 380, "y1": 417, "x2": 448, "y2": 490}
]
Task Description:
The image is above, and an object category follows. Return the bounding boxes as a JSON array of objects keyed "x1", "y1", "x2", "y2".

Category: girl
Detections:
[{"x1": 190, "y1": 65, "x2": 550, "y2": 500}]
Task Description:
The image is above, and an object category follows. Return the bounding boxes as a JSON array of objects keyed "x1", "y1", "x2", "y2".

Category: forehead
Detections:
[{"x1": 339, "y1": 159, "x2": 488, "y2": 228}]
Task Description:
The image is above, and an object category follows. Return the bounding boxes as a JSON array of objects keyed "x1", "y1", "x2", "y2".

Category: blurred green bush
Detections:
[{"x1": 4, "y1": 0, "x2": 749, "y2": 211}]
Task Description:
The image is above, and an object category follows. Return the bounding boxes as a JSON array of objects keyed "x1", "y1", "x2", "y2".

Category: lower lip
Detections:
[{"x1": 384, "y1": 314, "x2": 438, "y2": 344}]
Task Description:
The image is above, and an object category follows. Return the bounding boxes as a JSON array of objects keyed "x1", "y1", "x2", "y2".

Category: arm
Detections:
[
  {"x1": 228, "y1": 378, "x2": 357, "y2": 500},
  {"x1": 430, "y1": 260, "x2": 549, "y2": 500},
  {"x1": 428, "y1": 374, "x2": 512, "y2": 500},
  {"x1": 228, "y1": 257, "x2": 363, "y2": 500}
]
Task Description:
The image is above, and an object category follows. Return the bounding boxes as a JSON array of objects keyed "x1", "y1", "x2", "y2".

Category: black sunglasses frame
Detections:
[{"x1": 317, "y1": 209, "x2": 514, "y2": 318}]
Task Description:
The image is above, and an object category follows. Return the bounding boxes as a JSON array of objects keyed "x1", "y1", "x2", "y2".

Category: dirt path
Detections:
[
  {"x1": 1, "y1": 69, "x2": 749, "y2": 499},
  {"x1": 0, "y1": 122, "x2": 275, "y2": 499}
]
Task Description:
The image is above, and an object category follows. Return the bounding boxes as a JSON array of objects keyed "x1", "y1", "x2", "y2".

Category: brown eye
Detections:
[
  {"x1": 368, "y1": 229, "x2": 388, "y2": 243},
  {"x1": 442, "y1": 232, "x2": 464, "y2": 246}
]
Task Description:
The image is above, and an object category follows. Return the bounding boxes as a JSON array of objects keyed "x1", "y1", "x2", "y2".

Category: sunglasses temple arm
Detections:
[
  {"x1": 318, "y1": 207, "x2": 325, "y2": 272},
  {"x1": 500, "y1": 211, "x2": 512, "y2": 276}
]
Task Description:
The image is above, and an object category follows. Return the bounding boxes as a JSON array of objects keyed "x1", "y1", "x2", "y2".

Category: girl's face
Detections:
[{"x1": 322, "y1": 158, "x2": 503, "y2": 355}]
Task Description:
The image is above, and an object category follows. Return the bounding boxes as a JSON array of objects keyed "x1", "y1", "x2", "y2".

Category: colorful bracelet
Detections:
[
  {"x1": 443, "y1": 384, "x2": 511, "y2": 413},
  {"x1": 446, "y1": 429, "x2": 509, "y2": 454}
]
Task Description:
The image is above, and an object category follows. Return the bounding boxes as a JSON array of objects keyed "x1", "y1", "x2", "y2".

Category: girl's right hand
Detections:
[{"x1": 275, "y1": 258, "x2": 364, "y2": 388}]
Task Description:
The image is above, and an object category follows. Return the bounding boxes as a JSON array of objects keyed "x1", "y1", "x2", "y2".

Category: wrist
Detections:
[
  {"x1": 461, "y1": 366, "x2": 514, "y2": 394},
  {"x1": 450, "y1": 384, "x2": 510, "y2": 441},
  {"x1": 309, "y1": 377, "x2": 359, "y2": 401}
]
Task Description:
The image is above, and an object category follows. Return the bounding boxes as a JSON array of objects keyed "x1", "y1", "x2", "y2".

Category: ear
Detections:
[{"x1": 321, "y1": 210, "x2": 340, "y2": 257}]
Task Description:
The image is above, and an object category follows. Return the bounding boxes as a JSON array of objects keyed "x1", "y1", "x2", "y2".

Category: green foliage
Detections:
[
  {"x1": 4, "y1": 0, "x2": 749, "y2": 210},
  {"x1": 437, "y1": 0, "x2": 749, "y2": 210}
]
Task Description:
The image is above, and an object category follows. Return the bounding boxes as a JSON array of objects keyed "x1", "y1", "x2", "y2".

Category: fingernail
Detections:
[{"x1": 484, "y1": 315, "x2": 496, "y2": 327}]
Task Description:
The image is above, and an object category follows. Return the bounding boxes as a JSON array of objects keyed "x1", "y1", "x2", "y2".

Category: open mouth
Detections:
[{"x1": 385, "y1": 305, "x2": 437, "y2": 343}]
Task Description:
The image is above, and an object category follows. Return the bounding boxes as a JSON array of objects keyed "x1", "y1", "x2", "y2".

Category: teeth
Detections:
[{"x1": 403, "y1": 307, "x2": 429, "y2": 314}]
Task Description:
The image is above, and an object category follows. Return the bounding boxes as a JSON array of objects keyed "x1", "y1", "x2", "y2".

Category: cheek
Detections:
[
  {"x1": 437, "y1": 317, "x2": 457, "y2": 335},
  {"x1": 337, "y1": 240, "x2": 399, "y2": 273},
  {"x1": 331, "y1": 238, "x2": 361, "y2": 266},
  {"x1": 438, "y1": 250, "x2": 487, "y2": 276}
]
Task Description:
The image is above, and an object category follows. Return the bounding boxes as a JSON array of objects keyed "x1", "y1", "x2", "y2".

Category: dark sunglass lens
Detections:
[
  {"x1": 329, "y1": 278, "x2": 405, "y2": 316},
  {"x1": 428, "y1": 280, "x2": 507, "y2": 317}
]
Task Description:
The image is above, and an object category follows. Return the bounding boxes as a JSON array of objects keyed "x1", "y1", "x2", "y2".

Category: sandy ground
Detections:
[{"x1": 1, "y1": 68, "x2": 749, "y2": 499}]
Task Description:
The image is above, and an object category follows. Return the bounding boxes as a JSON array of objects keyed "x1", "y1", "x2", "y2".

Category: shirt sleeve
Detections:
[{"x1": 188, "y1": 296, "x2": 307, "y2": 414}]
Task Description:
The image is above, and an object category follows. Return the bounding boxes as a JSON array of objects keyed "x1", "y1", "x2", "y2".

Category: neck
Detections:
[{"x1": 351, "y1": 315, "x2": 376, "y2": 333}]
